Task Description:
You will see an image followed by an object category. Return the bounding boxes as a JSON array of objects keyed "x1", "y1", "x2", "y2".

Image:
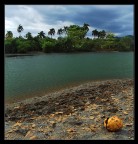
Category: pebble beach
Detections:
[{"x1": 5, "y1": 79, "x2": 134, "y2": 140}]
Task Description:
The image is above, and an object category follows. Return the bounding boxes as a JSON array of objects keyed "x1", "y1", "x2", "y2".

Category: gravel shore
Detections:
[{"x1": 5, "y1": 79, "x2": 134, "y2": 140}]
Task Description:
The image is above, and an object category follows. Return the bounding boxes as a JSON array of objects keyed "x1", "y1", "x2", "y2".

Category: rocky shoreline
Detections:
[{"x1": 5, "y1": 79, "x2": 134, "y2": 140}]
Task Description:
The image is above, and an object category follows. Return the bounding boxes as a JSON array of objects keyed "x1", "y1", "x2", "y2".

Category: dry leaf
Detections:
[
  {"x1": 90, "y1": 128, "x2": 96, "y2": 132},
  {"x1": 12, "y1": 122, "x2": 22, "y2": 127},
  {"x1": 89, "y1": 116, "x2": 94, "y2": 120},
  {"x1": 67, "y1": 128, "x2": 76, "y2": 133},
  {"x1": 56, "y1": 117, "x2": 62, "y2": 122},
  {"x1": 123, "y1": 111, "x2": 128, "y2": 115},
  {"x1": 7, "y1": 130, "x2": 14, "y2": 133},
  {"x1": 122, "y1": 90, "x2": 127, "y2": 94},
  {"x1": 89, "y1": 125, "x2": 97, "y2": 132},
  {"x1": 49, "y1": 121, "x2": 56, "y2": 124},
  {"x1": 91, "y1": 107, "x2": 97, "y2": 110},
  {"x1": 38, "y1": 129, "x2": 44, "y2": 132},
  {"x1": 43, "y1": 129, "x2": 51, "y2": 133},
  {"x1": 71, "y1": 113, "x2": 77, "y2": 116},
  {"x1": 25, "y1": 131, "x2": 32, "y2": 138},
  {"x1": 32, "y1": 124, "x2": 36, "y2": 128},
  {"x1": 30, "y1": 116, "x2": 37, "y2": 120},
  {"x1": 14, "y1": 106, "x2": 20, "y2": 109},
  {"x1": 55, "y1": 112, "x2": 63, "y2": 115},
  {"x1": 81, "y1": 127, "x2": 91, "y2": 131},
  {"x1": 61, "y1": 116, "x2": 67, "y2": 122},
  {"x1": 85, "y1": 101, "x2": 90, "y2": 105},
  {"x1": 50, "y1": 114, "x2": 55, "y2": 117},
  {"x1": 80, "y1": 116, "x2": 88, "y2": 120},
  {"x1": 30, "y1": 136, "x2": 38, "y2": 140}
]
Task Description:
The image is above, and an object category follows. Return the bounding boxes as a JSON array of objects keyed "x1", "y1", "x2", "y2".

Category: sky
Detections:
[{"x1": 5, "y1": 5, "x2": 134, "y2": 39}]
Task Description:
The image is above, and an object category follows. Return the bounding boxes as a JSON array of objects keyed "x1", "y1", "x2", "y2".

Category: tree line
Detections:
[{"x1": 5, "y1": 24, "x2": 134, "y2": 53}]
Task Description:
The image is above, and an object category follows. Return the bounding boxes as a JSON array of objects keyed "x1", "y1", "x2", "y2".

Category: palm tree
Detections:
[
  {"x1": 5, "y1": 31, "x2": 13, "y2": 39},
  {"x1": 106, "y1": 32, "x2": 115, "y2": 39},
  {"x1": 101, "y1": 30, "x2": 106, "y2": 39},
  {"x1": 97, "y1": 31, "x2": 101, "y2": 39},
  {"x1": 48, "y1": 28, "x2": 55, "y2": 38},
  {"x1": 17, "y1": 24, "x2": 24, "y2": 37},
  {"x1": 25, "y1": 32, "x2": 33, "y2": 40},
  {"x1": 37, "y1": 31, "x2": 45, "y2": 38},
  {"x1": 83, "y1": 23, "x2": 90, "y2": 32},
  {"x1": 63, "y1": 26, "x2": 68, "y2": 36},
  {"x1": 82, "y1": 23, "x2": 90, "y2": 38},
  {"x1": 57, "y1": 28, "x2": 63, "y2": 37},
  {"x1": 92, "y1": 29, "x2": 99, "y2": 39},
  {"x1": 98, "y1": 30, "x2": 106, "y2": 39},
  {"x1": 105, "y1": 32, "x2": 115, "y2": 49}
]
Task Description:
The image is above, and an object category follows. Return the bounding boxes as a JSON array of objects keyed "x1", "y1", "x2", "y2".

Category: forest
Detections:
[{"x1": 5, "y1": 24, "x2": 134, "y2": 53}]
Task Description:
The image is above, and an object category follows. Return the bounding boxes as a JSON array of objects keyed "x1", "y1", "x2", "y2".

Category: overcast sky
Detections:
[{"x1": 5, "y1": 5, "x2": 134, "y2": 39}]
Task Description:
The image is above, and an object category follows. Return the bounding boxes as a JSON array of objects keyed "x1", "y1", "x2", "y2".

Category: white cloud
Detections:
[{"x1": 5, "y1": 5, "x2": 134, "y2": 38}]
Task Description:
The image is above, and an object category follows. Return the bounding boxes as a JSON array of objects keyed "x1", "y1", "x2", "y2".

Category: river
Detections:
[{"x1": 5, "y1": 52, "x2": 134, "y2": 102}]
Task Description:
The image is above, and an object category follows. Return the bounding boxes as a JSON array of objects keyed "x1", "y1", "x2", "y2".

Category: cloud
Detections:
[{"x1": 5, "y1": 5, "x2": 134, "y2": 38}]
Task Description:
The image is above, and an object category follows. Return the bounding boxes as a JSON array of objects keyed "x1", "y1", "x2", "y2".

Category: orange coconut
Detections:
[{"x1": 104, "y1": 116, "x2": 123, "y2": 132}]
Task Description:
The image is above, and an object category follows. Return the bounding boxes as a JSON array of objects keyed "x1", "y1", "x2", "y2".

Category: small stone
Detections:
[
  {"x1": 15, "y1": 128, "x2": 28, "y2": 136},
  {"x1": 101, "y1": 115, "x2": 105, "y2": 118},
  {"x1": 125, "y1": 123, "x2": 133, "y2": 127},
  {"x1": 52, "y1": 123, "x2": 56, "y2": 128},
  {"x1": 5, "y1": 113, "x2": 8, "y2": 117},
  {"x1": 107, "y1": 108, "x2": 118, "y2": 113},
  {"x1": 9, "y1": 116, "x2": 17, "y2": 121},
  {"x1": 80, "y1": 107, "x2": 85, "y2": 111}
]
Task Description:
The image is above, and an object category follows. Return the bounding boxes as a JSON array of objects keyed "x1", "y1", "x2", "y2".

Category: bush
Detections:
[
  {"x1": 42, "y1": 41, "x2": 56, "y2": 53},
  {"x1": 16, "y1": 39, "x2": 31, "y2": 53},
  {"x1": 80, "y1": 40, "x2": 95, "y2": 51},
  {"x1": 55, "y1": 37, "x2": 74, "y2": 52},
  {"x1": 5, "y1": 39, "x2": 17, "y2": 53}
]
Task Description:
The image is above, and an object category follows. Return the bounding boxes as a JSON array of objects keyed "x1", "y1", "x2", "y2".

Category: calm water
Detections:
[{"x1": 5, "y1": 52, "x2": 134, "y2": 102}]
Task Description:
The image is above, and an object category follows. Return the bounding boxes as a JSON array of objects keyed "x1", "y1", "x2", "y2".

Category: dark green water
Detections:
[{"x1": 5, "y1": 52, "x2": 134, "y2": 102}]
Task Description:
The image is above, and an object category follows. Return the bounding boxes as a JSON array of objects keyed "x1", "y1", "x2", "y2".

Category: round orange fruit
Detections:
[{"x1": 104, "y1": 116, "x2": 123, "y2": 132}]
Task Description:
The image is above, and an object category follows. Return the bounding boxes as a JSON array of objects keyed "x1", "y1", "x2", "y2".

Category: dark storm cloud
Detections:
[
  {"x1": 5, "y1": 5, "x2": 134, "y2": 38},
  {"x1": 34, "y1": 5, "x2": 134, "y2": 36}
]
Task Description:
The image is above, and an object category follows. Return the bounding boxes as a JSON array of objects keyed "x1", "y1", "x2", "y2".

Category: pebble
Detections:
[{"x1": 15, "y1": 128, "x2": 28, "y2": 136}]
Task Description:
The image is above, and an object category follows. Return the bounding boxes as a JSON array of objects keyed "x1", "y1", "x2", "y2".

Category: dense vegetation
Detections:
[{"x1": 5, "y1": 24, "x2": 134, "y2": 54}]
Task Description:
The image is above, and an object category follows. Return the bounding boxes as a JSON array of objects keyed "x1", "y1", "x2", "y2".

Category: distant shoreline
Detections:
[{"x1": 5, "y1": 51, "x2": 133, "y2": 57}]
